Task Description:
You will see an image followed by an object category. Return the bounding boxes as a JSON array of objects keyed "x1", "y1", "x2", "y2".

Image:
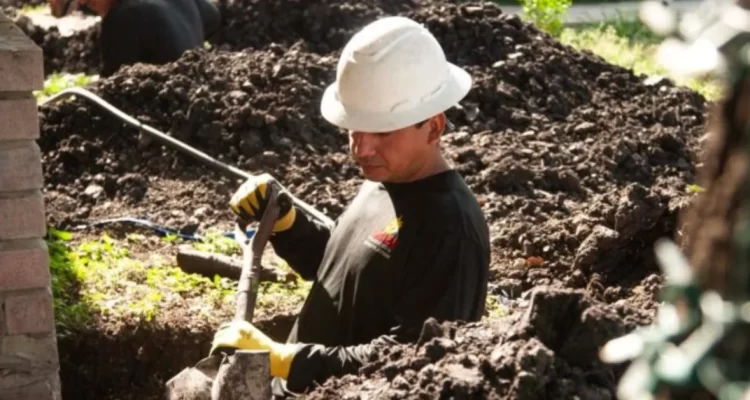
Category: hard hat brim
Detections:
[{"x1": 320, "y1": 63, "x2": 472, "y2": 133}]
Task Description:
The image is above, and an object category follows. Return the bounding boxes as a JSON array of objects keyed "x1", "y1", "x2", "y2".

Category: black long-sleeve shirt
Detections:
[
  {"x1": 98, "y1": 0, "x2": 221, "y2": 76},
  {"x1": 269, "y1": 170, "x2": 490, "y2": 396}
]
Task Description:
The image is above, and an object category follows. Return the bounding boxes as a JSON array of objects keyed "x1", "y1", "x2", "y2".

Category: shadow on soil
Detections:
[{"x1": 57, "y1": 313, "x2": 297, "y2": 400}]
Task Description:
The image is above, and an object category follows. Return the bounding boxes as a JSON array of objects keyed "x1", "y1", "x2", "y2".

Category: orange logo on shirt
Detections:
[{"x1": 365, "y1": 217, "x2": 402, "y2": 258}]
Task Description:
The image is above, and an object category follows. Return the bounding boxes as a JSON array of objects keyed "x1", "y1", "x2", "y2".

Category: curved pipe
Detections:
[{"x1": 40, "y1": 87, "x2": 335, "y2": 229}]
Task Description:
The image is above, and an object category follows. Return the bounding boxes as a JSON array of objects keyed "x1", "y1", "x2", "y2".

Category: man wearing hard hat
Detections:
[{"x1": 210, "y1": 16, "x2": 490, "y2": 396}]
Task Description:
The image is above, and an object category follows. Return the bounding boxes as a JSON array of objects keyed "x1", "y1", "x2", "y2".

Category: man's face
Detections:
[{"x1": 348, "y1": 115, "x2": 444, "y2": 183}]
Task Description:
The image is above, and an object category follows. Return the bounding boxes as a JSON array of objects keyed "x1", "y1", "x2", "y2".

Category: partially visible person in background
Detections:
[{"x1": 48, "y1": 0, "x2": 221, "y2": 76}]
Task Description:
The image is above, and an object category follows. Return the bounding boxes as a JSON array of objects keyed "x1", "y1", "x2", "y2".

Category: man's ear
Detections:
[{"x1": 426, "y1": 114, "x2": 445, "y2": 144}]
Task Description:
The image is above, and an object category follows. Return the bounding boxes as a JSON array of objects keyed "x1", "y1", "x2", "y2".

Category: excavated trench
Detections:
[{"x1": 6, "y1": 0, "x2": 713, "y2": 397}]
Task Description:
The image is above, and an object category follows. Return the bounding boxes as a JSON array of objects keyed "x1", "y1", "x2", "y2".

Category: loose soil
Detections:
[
  {"x1": 32, "y1": 0, "x2": 710, "y2": 398},
  {"x1": 11, "y1": 13, "x2": 101, "y2": 76},
  {"x1": 302, "y1": 288, "x2": 652, "y2": 399}
]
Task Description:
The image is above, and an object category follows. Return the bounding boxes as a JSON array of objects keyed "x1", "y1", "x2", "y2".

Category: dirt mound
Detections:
[
  {"x1": 302, "y1": 288, "x2": 651, "y2": 399},
  {"x1": 40, "y1": 44, "x2": 358, "y2": 229},
  {"x1": 41, "y1": 1, "x2": 706, "y2": 302},
  {"x1": 37, "y1": 0, "x2": 709, "y2": 397},
  {"x1": 12, "y1": 14, "x2": 101, "y2": 76},
  {"x1": 211, "y1": 0, "x2": 418, "y2": 53}
]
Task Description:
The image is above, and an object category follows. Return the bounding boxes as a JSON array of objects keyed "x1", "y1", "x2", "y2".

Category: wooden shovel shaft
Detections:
[{"x1": 234, "y1": 185, "x2": 281, "y2": 323}]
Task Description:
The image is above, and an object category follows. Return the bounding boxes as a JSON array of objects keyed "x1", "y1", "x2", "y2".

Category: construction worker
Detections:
[
  {"x1": 47, "y1": 0, "x2": 221, "y2": 77},
  {"x1": 210, "y1": 16, "x2": 490, "y2": 397}
]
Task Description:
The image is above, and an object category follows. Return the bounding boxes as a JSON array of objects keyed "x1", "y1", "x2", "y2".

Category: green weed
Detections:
[
  {"x1": 47, "y1": 228, "x2": 93, "y2": 336},
  {"x1": 46, "y1": 230, "x2": 238, "y2": 331},
  {"x1": 256, "y1": 278, "x2": 311, "y2": 312},
  {"x1": 687, "y1": 184, "x2": 706, "y2": 194},
  {"x1": 517, "y1": 0, "x2": 572, "y2": 38},
  {"x1": 191, "y1": 231, "x2": 239, "y2": 256},
  {"x1": 485, "y1": 294, "x2": 508, "y2": 319},
  {"x1": 35, "y1": 73, "x2": 97, "y2": 103}
]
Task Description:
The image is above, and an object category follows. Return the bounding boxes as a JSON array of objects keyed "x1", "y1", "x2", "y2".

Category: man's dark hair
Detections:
[{"x1": 414, "y1": 116, "x2": 454, "y2": 132}]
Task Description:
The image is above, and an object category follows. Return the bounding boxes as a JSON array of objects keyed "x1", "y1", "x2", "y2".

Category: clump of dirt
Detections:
[
  {"x1": 302, "y1": 287, "x2": 651, "y2": 399},
  {"x1": 37, "y1": 0, "x2": 710, "y2": 398}
]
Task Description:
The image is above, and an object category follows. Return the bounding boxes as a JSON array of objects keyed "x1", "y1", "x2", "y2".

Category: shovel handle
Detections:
[{"x1": 234, "y1": 184, "x2": 281, "y2": 323}]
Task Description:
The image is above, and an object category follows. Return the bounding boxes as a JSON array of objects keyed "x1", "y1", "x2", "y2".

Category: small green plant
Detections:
[
  {"x1": 517, "y1": 0, "x2": 572, "y2": 38},
  {"x1": 687, "y1": 184, "x2": 706, "y2": 194},
  {"x1": 47, "y1": 228, "x2": 93, "y2": 336},
  {"x1": 256, "y1": 278, "x2": 311, "y2": 312},
  {"x1": 35, "y1": 73, "x2": 97, "y2": 103},
  {"x1": 46, "y1": 230, "x2": 241, "y2": 330},
  {"x1": 484, "y1": 294, "x2": 508, "y2": 319},
  {"x1": 192, "y1": 231, "x2": 240, "y2": 255}
]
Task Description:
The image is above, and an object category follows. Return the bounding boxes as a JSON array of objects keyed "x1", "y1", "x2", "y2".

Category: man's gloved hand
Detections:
[
  {"x1": 210, "y1": 320, "x2": 299, "y2": 379},
  {"x1": 229, "y1": 173, "x2": 296, "y2": 232}
]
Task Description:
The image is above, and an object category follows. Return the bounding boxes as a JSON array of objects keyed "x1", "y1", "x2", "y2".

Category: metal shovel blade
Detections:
[
  {"x1": 164, "y1": 186, "x2": 281, "y2": 400},
  {"x1": 165, "y1": 350, "x2": 272, "y2": 400},
  {"x1": 211, "y1": 350, "x2": 272, "y2": 400},
  {"x1": 165, "y1": 355, "x2": 222, "y2": 400}
]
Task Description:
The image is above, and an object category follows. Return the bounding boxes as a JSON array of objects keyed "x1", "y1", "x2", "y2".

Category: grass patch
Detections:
[
  {"x1": 35, "y1": 73, "x2": 98, "y2": 103},
  {"x1": 47, "y1": 229, "x2": 310, "y2": 334},
  {"x1": 560, "y1": 17, "x2": 724, "y2": 101}
]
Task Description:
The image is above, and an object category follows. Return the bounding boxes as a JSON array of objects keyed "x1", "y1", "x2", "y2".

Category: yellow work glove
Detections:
[
  {"x1": 209, "y1": 320, "x2": 299, "y2": 379},
  {"x1": 229, "y1": 173, "x2": 296, "y2": 232}
]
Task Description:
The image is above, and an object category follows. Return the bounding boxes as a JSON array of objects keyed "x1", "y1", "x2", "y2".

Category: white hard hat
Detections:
[{"x1": 320, "y1": 16, "x2": 472, "y2": 133}]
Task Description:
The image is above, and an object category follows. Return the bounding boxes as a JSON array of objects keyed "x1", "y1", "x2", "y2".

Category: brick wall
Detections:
[{"x1": 0, "y1": 12, "x2": 62, "y2": 400}]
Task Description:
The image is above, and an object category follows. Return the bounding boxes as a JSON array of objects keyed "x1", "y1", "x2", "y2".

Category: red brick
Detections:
[
  {"x1": 0, "y1": 96, "x2": 39, "y2": 141},
  {"x1": 0, "y1": 141, "x2": 42, "y2": 192},
  {"x1": 0, "y1": 239, "x2": 50, "y2": 292},
  {"x1": 4, "y1": 289, "x2": 54, "y2": 335},
  {"x1": 0, "y1": 369, "x2": 41, "y2": 392},
  {"x1": 0, "y1": 380, "x2": 54, "y2": 400},
  {"x1": 0, "y1": 18, "x2": 44, "y2": 91},
  {"x1": 1, "y1": 334, "x2": 59, "y2": 366},
  {"x1": 0, "y1": 192, "x2": 46, "y2": 241}
]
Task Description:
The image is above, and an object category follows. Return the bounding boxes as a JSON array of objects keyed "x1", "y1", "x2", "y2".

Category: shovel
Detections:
[{"x1": 165, "y1": 184, "x2": 282, "y2": 400}]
